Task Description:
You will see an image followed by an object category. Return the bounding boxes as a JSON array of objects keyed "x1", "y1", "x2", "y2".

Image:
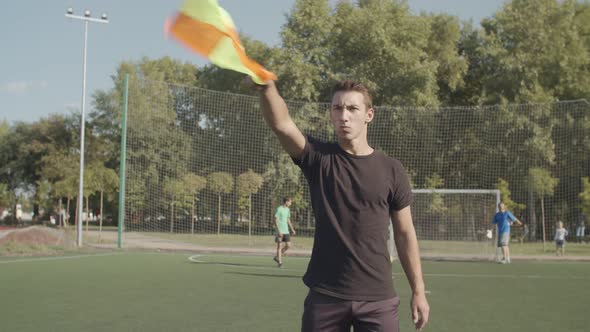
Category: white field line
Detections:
[{"x1": 188, "y1": 254, "x2": 302, "y2": 272}]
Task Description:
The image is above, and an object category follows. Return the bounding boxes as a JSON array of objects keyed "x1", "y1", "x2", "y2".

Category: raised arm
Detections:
[
  {"x1": 257, "y1": 80, "x2": 306, "y2": 159},
  {"x1": 391, "y1": 206, "x2": 430, "y2": 331}
]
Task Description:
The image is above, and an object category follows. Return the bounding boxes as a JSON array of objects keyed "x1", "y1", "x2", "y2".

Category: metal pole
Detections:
[
  {"x1": 76, "y1": 20, "x2": 89, "y2": 247},
  {"x1": 118, "y1": 74, "x2": 129, "y2": 249},
  {"x1": 66, "y1": 9, "x2": 108, "y2": 247}
]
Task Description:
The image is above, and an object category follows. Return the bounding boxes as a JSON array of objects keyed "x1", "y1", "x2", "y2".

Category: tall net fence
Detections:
[{"x1": 122, "y1": 78, "x2": 590, "y2": 258}]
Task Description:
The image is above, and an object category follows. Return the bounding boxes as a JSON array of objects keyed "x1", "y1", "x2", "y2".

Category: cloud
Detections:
[
  {"x1": 0, "y1": 80, "x2": 48, "y2": 95},
  {"x1": 64, "y1": 102, "x2": 80, "y2": 110}
]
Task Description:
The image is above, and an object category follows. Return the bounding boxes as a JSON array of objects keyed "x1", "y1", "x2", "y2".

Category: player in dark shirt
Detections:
[{"x1": 255, "y1": 79, "x2": 429, "y2": 331}]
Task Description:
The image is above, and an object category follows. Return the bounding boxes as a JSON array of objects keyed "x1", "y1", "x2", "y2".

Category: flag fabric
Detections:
[{"x1": 166, "y1": 0, "x2": 277, "y2": 84}]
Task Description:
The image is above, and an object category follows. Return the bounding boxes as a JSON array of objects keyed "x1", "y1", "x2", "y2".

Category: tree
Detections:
[
  {"x1": 277, "y1": 0, "x2": 334, "y2": 101},
  {"x1": 262, "y1": 153, "x2": 305, "y2": 226},
  {"x1": 0, "y1": 120, "x2": 8, "y2": 136},
  {"x1": 274, "y1": 0, "x2": 470, "y2": 107},
  {"x1": 328, "y1": 0, "x2": 439, "y2": 106},
  {"x1": 41, "y1": 152, "x2": 78, "y2": 226},
  {"x1": 163, "y1": 174, "x2": 207, "y2": 234},
  {"x1": 182, "y1": 173, "x2": 207, "y2": 234},
  {"x1": 87, "y1": 162, "x2": 118, "y2": 241},
  {"x1": 0, "y1": 123, "x2": 37, "y2": 224},
  {"x1": 579, "y1": 177, "x2": 590, "y2": 221},
  {"x1": 0, "y1": 121, "x2": 11, "y2": 220},
  {"x1": 475, "y1": 0, "x2": 590, "y2": 103},
  {"x1": 96, "y1": 60, "x2": 194, "y2": 228},
  {"x1": 33, "y1": 180, "x2": 53, "y2": 222},
  {"x1": 163, "y1": 178, "x2": 185, "y2": 233},
  {"x1": 423, "y1": 13, "x2": 468, "y2": 104},
  {"x1": 53, "y1": 176, "x2": 77, "y2": 227},
  {"x1": 425, "y1": 173, "x2": 447, "y2": 215},
  {"x1": 206, "y1": 172, "x2": 233, "y2": 234},
  {"x1": 237, "y1": 170, "x2": 264, "y2": 237},
  {"x1": 496, "y1": 178, "x2": 526, "y2": 214},
  {"x1": 83, "y1": 163, "x2": 97, "y2": 233},
  {"x1": 125, "y1": 175, "x2": 147, "y2": 226},
  {"x1": 0, "y1": 183, "x2": 9, "y2": 220},
  {"x1": 527, "y1": 167, "x2": 559, "y2": 250}
]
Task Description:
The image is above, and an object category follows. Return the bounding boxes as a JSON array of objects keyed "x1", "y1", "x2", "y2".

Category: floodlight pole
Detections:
[{"x1": 65, "y1": 9, "x2": 109, "y2": 247}]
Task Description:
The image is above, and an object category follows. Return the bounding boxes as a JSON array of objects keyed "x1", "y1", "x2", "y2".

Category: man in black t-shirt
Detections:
[{"x1": 256, "y1": 79, "x2": 429, "y2": 331}]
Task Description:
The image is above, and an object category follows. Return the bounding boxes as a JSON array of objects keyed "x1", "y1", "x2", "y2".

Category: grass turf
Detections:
[{"x1": 0, "y1": 252, "x2": 588, "y2": 331}]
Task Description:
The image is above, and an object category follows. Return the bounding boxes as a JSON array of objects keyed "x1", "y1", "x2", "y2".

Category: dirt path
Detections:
[
  {"x1": 89, "y1": 230, "x2": 590, "y2": 261},
  {"x1": 3, "y1": 227, "x2": 588, "y2": 262}
]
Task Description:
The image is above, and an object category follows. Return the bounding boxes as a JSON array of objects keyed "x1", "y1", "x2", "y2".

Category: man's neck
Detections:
[{"x1": 338, "y1": 137, "x2": 374, "y2": 156}]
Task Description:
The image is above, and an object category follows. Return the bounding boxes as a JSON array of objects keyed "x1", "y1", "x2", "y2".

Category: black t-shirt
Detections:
[{"x1": 293, "y1": 136, "x2": 413, "y2": 301}]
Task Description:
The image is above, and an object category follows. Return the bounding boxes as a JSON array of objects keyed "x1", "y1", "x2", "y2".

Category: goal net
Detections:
[{"x1": 119, "y1": 78, "x2": 589, "y2": 259}]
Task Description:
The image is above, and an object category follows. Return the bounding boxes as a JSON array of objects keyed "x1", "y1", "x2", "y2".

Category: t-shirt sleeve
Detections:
[
  {"x1": 389, "y1": 161, "x2": 413, "y2": 212},
  {"x1": 507, "y1": 211, "x2": 516, "y2": 221},
  {"x1": 274, "y1": 208, "x2": 279, "y2": 218},
  {"x1": 291, "y1": 135, "x2": 321, "y2": 178}
]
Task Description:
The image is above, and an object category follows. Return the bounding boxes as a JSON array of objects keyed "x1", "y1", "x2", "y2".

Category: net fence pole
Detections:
[
  {"x1": 117, "y1": 74, "x2": 129, "y2": 249},
  {"x1": 494, "y1": 190, "x2": 501, "y2": 261}
]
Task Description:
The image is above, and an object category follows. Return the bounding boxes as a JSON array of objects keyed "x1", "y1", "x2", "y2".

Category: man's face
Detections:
[
  {"x1": 286, "y1": 200, "x2": 292, "y2": 207},
  {"x1": 499, "y1": 203, "x2": 506, "y2": 212},
  {"x1": 330, "y1": 91, "x2": 373, "y2": 142}
]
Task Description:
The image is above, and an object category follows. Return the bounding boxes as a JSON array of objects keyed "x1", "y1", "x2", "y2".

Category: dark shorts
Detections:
[
  {"x1": 301, "y1": 290, "x2": 400, "y2": 332},
  {"x1": 556, "y1": 240, "x2": 565, "y2": 248},
  {"x1": 275, "y1": 234, "x2": 291, "y2": 243}
]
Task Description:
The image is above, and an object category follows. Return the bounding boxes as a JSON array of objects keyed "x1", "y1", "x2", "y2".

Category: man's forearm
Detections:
[
  {"x1": 257, "y1": 82, "x2": 306, "y2": 159},
  {"x1": 258, "y1": 82, "x2": 291, "y2": 132},
  {"x1": 395, "y1": 231, "x2": 426, "y2": 294}
]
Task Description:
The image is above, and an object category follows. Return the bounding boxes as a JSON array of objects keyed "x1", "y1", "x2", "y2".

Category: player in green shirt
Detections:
[{"x1": 274, "y1": 197, "x2": 296, "y2": 267}]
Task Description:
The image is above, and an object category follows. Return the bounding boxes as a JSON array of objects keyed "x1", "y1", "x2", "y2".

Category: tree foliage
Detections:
[
  {"x1": 496, "y1": 178, "x2": 526, "y2": 213},
  {"x1": 2, "y1": 0, "x2": 589, "y2": 233},
  {"x1": 579, "y1": 177, "x2": 590, "y2": 218}
]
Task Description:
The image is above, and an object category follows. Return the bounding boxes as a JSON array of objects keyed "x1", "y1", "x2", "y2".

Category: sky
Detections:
[{"x1": 0, "y1": 0, "x2": 505, "y2": 124}]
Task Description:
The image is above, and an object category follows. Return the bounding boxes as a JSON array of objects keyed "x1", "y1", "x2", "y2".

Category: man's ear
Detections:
[{"x1": 366, "y1": 108, "x2": 374, "y2": 124}]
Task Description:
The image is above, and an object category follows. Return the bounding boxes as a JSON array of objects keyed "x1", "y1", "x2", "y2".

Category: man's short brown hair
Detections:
[{"x1": 332, "y1": 80, "x2": 373, "y2": 110}]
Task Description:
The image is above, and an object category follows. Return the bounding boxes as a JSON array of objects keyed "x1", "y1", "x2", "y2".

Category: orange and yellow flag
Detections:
[{"x1": 166, "y1": 0, "x2": 277, "y2": 84}]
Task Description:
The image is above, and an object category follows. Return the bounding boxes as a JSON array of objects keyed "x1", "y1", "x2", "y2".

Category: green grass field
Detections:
[{"x1": 1, "y1": 251, "x2": 588, "y2": 332}]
